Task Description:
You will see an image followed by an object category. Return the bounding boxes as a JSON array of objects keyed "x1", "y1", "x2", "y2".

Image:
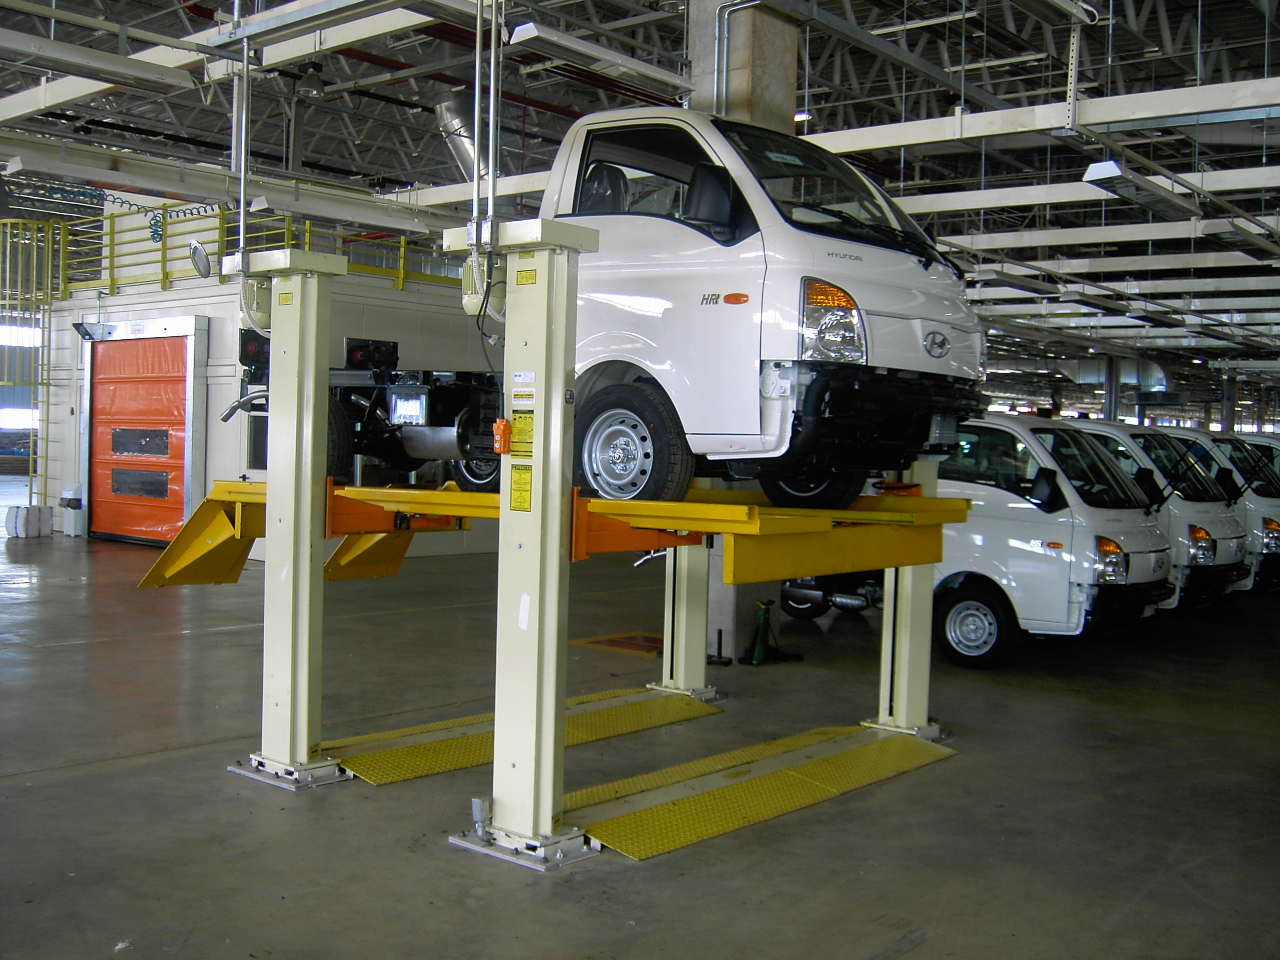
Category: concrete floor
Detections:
[{"x1": 2, "y1": 536, "x2": 1278, "y2": 960}]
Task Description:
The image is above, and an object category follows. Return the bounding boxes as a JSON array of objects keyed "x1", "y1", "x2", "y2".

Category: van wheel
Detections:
[
  {"x1": 780, "y1": 595, "x2": 831, "y2": 620},
  {"x1": 760, "y1": 466, "x2": 867, "y2": 510},
  {"x1": 327, "y1": 393, "x2": 354, "y2": 483},
  {"x1": 934, "y1": 584, "x2": 1014, "y2": 667},
  {"x1": 575, "y1": 383, "x2": 694, "y2": 501},
  {"x1": 449, "y1": 458, "x2": 500, "y2": 493}
]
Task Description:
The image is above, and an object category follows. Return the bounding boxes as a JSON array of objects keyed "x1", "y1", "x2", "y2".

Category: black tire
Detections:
[
  {"x1": 574, "y1": 382, "x2": 694, "y2": 501},
  {"x1": 760, "y1": 465, "x2": 868, "y2": 510},
  {"x1": 449, "y1": 458, "x2": 501, "y2": 493},
  {"x1": 327, "y1": 393, "x2": 354, "y2": 483},
  {"x1": 780, "y1": 595, "x2": 832, "y2": 620},
  {"x1": 933, "y1": 583, "x2": 1015, "y2": 667}
]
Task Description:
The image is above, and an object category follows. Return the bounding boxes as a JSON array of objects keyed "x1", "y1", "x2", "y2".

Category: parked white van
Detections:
[
  {"x1": 1074, "y1": 420, "x2": 1248, "y2": 605},
  {"x1": 1160, "y1": 426, "x2": 1280, "y2": 588},
  {"x1": 931, "y1": 414, "x2": 1173, "y2": 665}
]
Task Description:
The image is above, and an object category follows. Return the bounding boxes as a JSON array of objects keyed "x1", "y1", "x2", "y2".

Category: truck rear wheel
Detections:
[
  {"x1": 934, "y1": 584, "x2": 1015, "y2": 667},
  {"x1": 449, "y1": 458, "x2": 500, "y2": 493},
  {"x1": 575, "y1": 383, "x2": 694, "y2": 501},
  {"x1": 327, "y1": 393, "x2": 354, "y2": 483},
  {"x1": 760, "y1": 466, "x2": 867, "y2": 510}
]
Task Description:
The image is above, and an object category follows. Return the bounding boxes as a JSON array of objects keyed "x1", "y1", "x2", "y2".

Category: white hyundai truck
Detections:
[{"x1": 246, "y1": 108, "x2": 985, "y2": 508}]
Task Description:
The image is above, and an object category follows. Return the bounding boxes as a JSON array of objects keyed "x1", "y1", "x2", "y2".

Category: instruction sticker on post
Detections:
[
  {"x1": 516, "y1": 269, "x2": 537, "y2": 286},
  {"x1": 510, "y1": 371, "x2": 536, "y2": 408},
  {"x1": 510, "y1": 464, "x2": 533, "y2": 512},
  {"x1": 510, "y1": 411, "x2": 534, "y2": 458}
]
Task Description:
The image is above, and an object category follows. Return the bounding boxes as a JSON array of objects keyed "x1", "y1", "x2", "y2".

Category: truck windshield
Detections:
[
  {"x1": 1214, "y1": 437, "x2": 1280, "y2": 497},
  {"x1": 1031, "y1": 427, "x2": 1148, "y2": 509},
  {"x1": 712, "y1": 119, "x2": 942, "y2": 268},
  {"x1": 1129, "y1": 432, "x2": 1226, "y2": 502},
  {"x1": 1249, "y1": 440, "x2": 1280, "y2": 475}
]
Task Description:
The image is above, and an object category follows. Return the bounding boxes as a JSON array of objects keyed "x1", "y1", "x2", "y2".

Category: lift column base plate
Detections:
[
  {"x1": 449, "y1": 826, "x2": 600, "y2": 871},
  {"x1": 227, "y1": 754, "x2": 353, "y2": 791}
]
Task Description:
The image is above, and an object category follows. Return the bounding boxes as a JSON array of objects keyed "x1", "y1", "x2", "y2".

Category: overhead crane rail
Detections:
[{"x1": 139, "y1": 483, "x2": 968, "y2": 589}]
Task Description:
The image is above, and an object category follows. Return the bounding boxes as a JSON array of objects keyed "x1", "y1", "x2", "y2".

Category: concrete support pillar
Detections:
[
  {"x1": 688, "y1": 0, "x2": 798, "y2": 133},
  {"x1": 1222, "y1": 375, "x2": 1238, "y2": 432},
  {"x1": 1101, "y1": 355, "x2": 1122, "y2": 421}
]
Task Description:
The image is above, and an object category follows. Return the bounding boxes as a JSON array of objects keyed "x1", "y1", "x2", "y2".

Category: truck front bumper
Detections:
[
  {"x1": 1088, "y1": 579, "x2": 1176, "y2": 623},
  {"x1": 1185, "y1": 561, "x2": 1252, "y2": 597}
]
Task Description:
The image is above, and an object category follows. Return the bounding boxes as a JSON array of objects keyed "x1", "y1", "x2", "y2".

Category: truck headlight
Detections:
[
  {"x1": 1096, "y1": 536, "x2": 1129, "y2": 584},
  {"x1": 1264, "y1": 517, "x2": 1280, "y2": 553},
  {"x1": 1188, "y1": 524, "x2": 1217, "y2": 565},
  {"x1": 802, "y1": 279, "x2": 866, "y2": 363}
]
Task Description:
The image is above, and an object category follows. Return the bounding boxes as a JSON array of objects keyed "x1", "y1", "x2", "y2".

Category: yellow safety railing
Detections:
[{"x1": 56, "y1": 204, "x2": 461, "y2": 297}]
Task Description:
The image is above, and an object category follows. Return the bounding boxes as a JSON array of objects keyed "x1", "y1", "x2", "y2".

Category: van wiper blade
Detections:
[{"x1": 785, "y1": 201, "x2": 939, "y2": 268}]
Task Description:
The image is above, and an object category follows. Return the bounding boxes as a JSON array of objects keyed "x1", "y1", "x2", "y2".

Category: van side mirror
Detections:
[
  {"x1": 1216, "y1": 466, "x2": 1243, "y2": 502},
  {"x1": 1133, "y1": 466, "x2": 1167, "y2": 509},
  {"x1": 1028, "y1": 467, "x2": 1066, "y2": 512},
  {"x1": 684, "y1": 163, "x2": 734, "y2": 231}
]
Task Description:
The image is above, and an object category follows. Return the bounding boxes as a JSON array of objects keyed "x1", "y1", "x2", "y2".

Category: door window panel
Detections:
[
  {"x1": 111, "y1": 427, "x2": 170, "y2": 457},
  {"x1": 111, "y1": 468, "x2": 169, "y2": 499},
  {"x1": 939, "y1": 426, "x2": 1040, "y2": 498}
]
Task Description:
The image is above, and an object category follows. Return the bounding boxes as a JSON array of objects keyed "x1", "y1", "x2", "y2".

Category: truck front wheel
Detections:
[
  {"x1": 933, "y1": 584, "x2": 1015, "y2": 667},
  {"x1": 575, "y1": 383, "x2": 694, "y2": 501},
  {"x1": 449, "y1": 458, "x2": 500, "y2": 493}
]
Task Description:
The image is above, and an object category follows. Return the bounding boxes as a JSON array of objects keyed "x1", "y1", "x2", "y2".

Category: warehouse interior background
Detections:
[{"x1": 1, "y1": 0, "x2": 1279, "y2": 957}]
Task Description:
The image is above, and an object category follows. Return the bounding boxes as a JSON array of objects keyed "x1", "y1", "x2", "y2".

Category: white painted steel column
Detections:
[
  {"x1": 655, "y1": 543, "x2": 713, "y2": 698},
  {"x1": 876, "y1": 459, "x2": 941, "y2": 739},
  {"x1": 224, "y1": 249, "x2": 349, "y2": 789}
]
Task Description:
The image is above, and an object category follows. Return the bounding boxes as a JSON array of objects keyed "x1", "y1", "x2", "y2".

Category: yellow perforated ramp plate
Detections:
[
  {"x1": 579, "y1": 732, "x2": 954, "y2": 861},
  {"x1": 321, "y1": 688, "x2": 645, "y2": 752},
  {"x1": 338, "y1": 692, "x2": 720, "y2": 786}
]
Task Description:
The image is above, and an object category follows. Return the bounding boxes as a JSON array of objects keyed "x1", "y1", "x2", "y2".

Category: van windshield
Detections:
[
  {"x1": 712, "y1": 119, "x2": 943, "y2": 268},
  {"x1": 1214, "y1": 437, "x2": 1280, "y2": 497},
  {"x1": 1031, "y1": 427, "x2": 1149, "y2": 509},
  {"x1": 1130, "y1": 432, "x2": 1226, "y2": 502},
  {"x1": 1249, "y1": 439, "x2": 1280, "y2": 476}
]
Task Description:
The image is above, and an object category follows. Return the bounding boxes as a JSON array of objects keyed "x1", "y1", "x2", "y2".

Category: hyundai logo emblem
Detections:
[{"x1": 924, "y1": 331, "x2": 951, "y2": 358}]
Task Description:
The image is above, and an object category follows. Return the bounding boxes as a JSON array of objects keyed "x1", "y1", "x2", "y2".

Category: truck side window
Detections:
[
  {"x1": 939, "y1": 426, "x2": 1040, "y2": 498},
  {"x1": 572, "y1": 124, "x2": 757, "y2": 243}
]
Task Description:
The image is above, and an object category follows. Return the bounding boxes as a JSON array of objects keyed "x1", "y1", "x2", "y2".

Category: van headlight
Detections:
[
  {"x1": 1263, "y1": 517, "x2": 1280, "y2": 553},
  {"x1": 1096, "y1": 536, "x2": 1129, "y2": 584},
  {"x1": 1188, "y1": 525, "x2": 1217, "y2": 565},
  {"x1": 802, "y1": 279, "x2": 866, "y2": 363}
]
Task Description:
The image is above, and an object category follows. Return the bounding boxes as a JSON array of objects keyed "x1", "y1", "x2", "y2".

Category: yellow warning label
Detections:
[
  {"x1": 516, "y1": 269, "x2": 537, "y2": 285},
  {"x1": 510, "y1": 464, "x2": 532, "y2": 512},
  {"x1": 518, "y1": 250, "x2": 536, "y2": 259},
  {"x1": 511, "y1": 411, "x2": 534, "y2": 459},
  {"x1": 277, "y1": 292, "x2": 294, "y2": 305}
]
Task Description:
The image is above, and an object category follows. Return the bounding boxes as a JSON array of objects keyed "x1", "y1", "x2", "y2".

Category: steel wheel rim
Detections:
[
  {"x1": 583, "y1": 407, "x2": 653, "y2": 499},
  {"x1": 945, "y1": 600, "x2": 999, "y2": 656},
  {"x1": 456, "y1": 459, "x2": 497, "y2": 484}
]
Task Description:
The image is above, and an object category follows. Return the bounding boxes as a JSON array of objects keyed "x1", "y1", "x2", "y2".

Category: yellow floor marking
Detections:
[
  {"x1": 321, "y1": 688, "x2": 646, "y2": 751},
  {"x1": 338, "y1": 692, "x2": 720, "y2": 786},
  {"x1": 580, "y1": 733, "x2": 954, "y2": 861},
  {"x1": 563, "y1": 727, "x2": 857, "y2": 811},
  {"x1": 569, "y1": 632, "x2": 664, "y2": 658}
]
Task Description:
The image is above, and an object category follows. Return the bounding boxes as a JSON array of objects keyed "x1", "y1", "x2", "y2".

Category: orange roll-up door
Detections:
[{"x1": 90, "y1": 337, "x2": 188, "y2": 543}]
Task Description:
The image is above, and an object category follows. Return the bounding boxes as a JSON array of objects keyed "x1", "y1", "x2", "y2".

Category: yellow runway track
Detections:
[
  {"x1": 570, "y1": 730, "x2": 954, "y2": 861},
  {"x1": 333, "y1": 690, "x2": 721, "y2": 786}
]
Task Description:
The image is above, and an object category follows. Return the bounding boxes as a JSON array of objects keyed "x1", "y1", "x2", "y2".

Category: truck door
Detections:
[
  {"x1": 937, "y1": 425, "x2": 1073, "y2": 628},
  {"x1": 557, "y1": 122, "x2": 766, "y2": 437}
]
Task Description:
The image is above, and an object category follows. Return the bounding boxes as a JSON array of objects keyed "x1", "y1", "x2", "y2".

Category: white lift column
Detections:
[
  {"x1": 651, "y1": 543, "x2": 715, "y2": 700},
  {"x1": 446, "y1": 220, "x2": 599, "y2": 870},
  {"x1": 874, "y1": 459, "x2": 942, "y2": 740},
  {"x1": 225, "y1": 249, "x2": 352, "y2": 790}
]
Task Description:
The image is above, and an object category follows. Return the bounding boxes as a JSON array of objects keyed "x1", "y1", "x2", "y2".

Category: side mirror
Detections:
[
  {"x1": 1133, "y1": 466, "x2": 1167, "y2": 508},
  {"x1": 1028, "y1": 467, "x2": 1065, "y2": 512},
  {"x1": 1216, "y1": 466, "x2": 1243, "y2": 502},
  {"x1": 684, "y1": 163, "x2": 734, "y2": 230}
]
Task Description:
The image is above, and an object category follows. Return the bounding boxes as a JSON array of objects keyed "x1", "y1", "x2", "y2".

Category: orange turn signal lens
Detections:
[
  {"x1": 1096, "y1": 536, "x2": 1123, "y2": 555},
  {"x1": 1264, "y1": 517, "x2": 1280, "y2": 532},
  {"x1": 804, "y1": 279, "x2": 857, "y2": 310},
  {"x1": 1189, "y1": 524, "x2": 1212, "y2": 540}
]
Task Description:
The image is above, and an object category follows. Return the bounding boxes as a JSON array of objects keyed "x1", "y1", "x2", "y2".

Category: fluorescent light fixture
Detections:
[
  {"x1": 206, "y1": 0, "x2": 410, "y2": 48},
  {"x1": 1083, "y1": 160, "x2": 1201, "y2": 219},
  {"x1": 1201, "y1": 219, "x2": 1280, "y2": 260},
  {"x1": 969, "y1": 268, "x2": 1062, "y2": 297},
  {"x1": 248, "y1": 196, "x2": 271, "y2": 212},
  {"x1": 794, "y1": 110, "x2": 812, "y2": 122},
  {"x1": 0, "y1": 26, "x2": 195, "y2": 94},
  {"x1": 509, "y1": 22, "x2": 693, "y2": 95},
  {"x1": 1010, "y1": 0, "x2": 1100, "y2": 24}
]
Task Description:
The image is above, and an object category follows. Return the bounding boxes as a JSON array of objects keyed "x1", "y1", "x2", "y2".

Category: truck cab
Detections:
[
  {"x1": 1074, "y1": 421, "x2": 1248, "y2": 605},
  {"x1": 538, "y1": 108, "x2": 984, "y2": 507},
  {"x1": 932, "y1": 414, "x2": 1173, "y2": 665},
  {"x1": 1160, "y1": 426, "x2": 1280, "y2": 588}
]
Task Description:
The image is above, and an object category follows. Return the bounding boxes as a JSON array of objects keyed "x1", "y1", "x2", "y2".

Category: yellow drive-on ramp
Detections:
[{"x1": 565, "y1": 728, "x2": 954, "y2": 860}]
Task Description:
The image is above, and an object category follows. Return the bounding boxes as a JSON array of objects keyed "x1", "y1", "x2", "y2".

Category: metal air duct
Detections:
[{"x1": 434, "y1": 93, "x2": 487, "y2": 181}]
